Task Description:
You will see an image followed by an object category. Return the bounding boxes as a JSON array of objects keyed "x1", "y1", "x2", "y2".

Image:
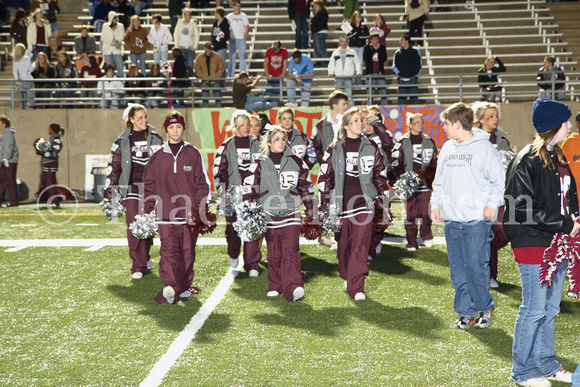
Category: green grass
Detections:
[{"x1": 1, "y1": 203, "x2": 579, "y2": 386}]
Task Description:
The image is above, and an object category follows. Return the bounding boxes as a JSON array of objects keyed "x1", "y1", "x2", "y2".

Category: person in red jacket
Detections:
[{"x1": 143, "y1": 110, "x2": 212, "y2": 304}]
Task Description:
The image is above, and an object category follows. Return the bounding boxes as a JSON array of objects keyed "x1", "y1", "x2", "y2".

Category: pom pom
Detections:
[
  {"x1": 373, "y1": 206, "x2": 393, "y2": 233},
  {"x1": 393, "y1": 171, "x2": 422, "y2": 200},
  {"x1": 217, "y1": 185, "x2": 244, "y2": 217},
  {"x1": 187, "y1": 206, "x2": 217, "y2": 235},
  {"x1": 99, "y1": 197, "x2": 126, "y2": 220},
  {"x1": 233, "y1": 201, "x2": 267, "y2": 242},
  {"x1": 129, "y1": 212, "x2": 158, "y2": 239},
  {"x1": 301, "y1": 216, "x2": 323, "y2": 240},
  {"x1": 34, "y1": 137, "x2": 51, "y2": 155},
  {"x1": 499, "y1": 150, "x2": 516, "y2": 171},
  {"x1": 320, "y1": 203, "x2": 341, "y2": 233}
]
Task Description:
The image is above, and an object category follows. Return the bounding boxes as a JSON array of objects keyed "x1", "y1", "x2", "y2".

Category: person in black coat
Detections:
[{"x1": 478, "y1": 56, "x2": 506, "y2": 102}]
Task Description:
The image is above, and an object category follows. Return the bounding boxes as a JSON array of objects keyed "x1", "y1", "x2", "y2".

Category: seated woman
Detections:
[
  {"x1": 125, "y1": 63, "x2": 146, "y2": 105},
  {"x1": 31, "y1": 52, "x2": 55, "y2": 106},
  {"x1": 478, "y1": 56, "x2": 506, "y2": 102}
]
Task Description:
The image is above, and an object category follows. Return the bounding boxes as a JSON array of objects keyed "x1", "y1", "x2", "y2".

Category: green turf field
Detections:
[{"x1": 1, "y1": 203, "x2": 579, "y2": 386}]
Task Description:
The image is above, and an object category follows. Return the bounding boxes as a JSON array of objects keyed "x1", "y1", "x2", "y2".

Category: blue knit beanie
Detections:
[{"x1": 532, "y1": 98, "x2": 571, "y2": 133}]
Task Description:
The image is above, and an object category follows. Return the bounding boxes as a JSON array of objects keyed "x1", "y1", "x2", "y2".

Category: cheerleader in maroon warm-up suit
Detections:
[
  {"x1": 318, "y1": 107, "x2": 390, "y2": 301},
  {"x1": 37, "y1": 123, "x2": 64, "y2": 207},
  {"x1": 245, "y1": 126, "x2": 317, "y2": 302}
]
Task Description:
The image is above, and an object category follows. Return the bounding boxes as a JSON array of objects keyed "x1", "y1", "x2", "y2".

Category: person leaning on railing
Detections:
[{"x1": 478, "y1": 55, "x2": 505, "y2": 103}]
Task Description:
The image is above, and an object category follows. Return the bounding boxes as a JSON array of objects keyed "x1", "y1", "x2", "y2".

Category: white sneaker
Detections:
[
  {"x1": 375, "y1": 243, "x2": 382, "y2": 255},
  {"x1": 248, "y1": 269, "x2": 259, "y2": 278},
  {"x1": 131, "y1": 272, "x2": 143, "y2": 279},
  {"x1": 406, "y1": 246, "x2": 417, "y2": 252},
  {"x1": 147, "y1": 260, "x2": 153, "y2": 270},
  {"x1": 367, "y1": 255, "x2": 373, "y2": 262},
  {"x1": 547, "y1": 368, "x2": 572, "y2": 383},
  {"x1": 229, "y1": 258, "x2": 239, "y2": 268},
  {"x1": 292, "y1": 286, "x2": 305, "y2": 301},
  {"x1": 490, "y1": 278, "x2": 499, "y2": 289},
  {"x1": 423, "y1": 239, "x2": 434, "y2": 248},
  {"x1": 163, "y1": 286, "x2": 175, "y2": 304},
  {"x1": 318, "y1": 234, "x2": 334, "y2": 246},
  {"x1": 267, "y1": 291, "x2": 280, "y2": 297},
  {"x1": 344, "y1": 280, "x2": 347, "y2": 290},
  {"x1": 330, "y1": 243, "x2": 338, "y2": 251},
  {"x1": 518, "y1": 377, "x2": 551, "y2": 387},
  {"x1": 354, "y1": 292, "x2": 366, "y2": 301},
  {"x1": 179, "y1": 290, "x2": 192, "y2": 298}
]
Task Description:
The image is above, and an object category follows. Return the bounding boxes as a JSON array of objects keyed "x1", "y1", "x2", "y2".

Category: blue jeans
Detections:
[
  {"x1": 153, "y1": 50, "x2": 169, "y2": 65},
  {"x1": 105, "y1": 54, "x2": 124, "y2": 77},
  {"x1": 398, "y1": 77, "x2": 419, "y2": 105},
  {"x1": 368, "y1": 76, "x2": 388, "y2": 106},
  {"x1": 201, "y1": 82, "x2": 222, "y2": 108},
  {"x1": 539, "y1": 89, "x2": 566, "y2": 101},
  {"x1": 17, "y1": 81, "x2": 35, "y2": 109},
  {"x1": 572, "y1": 363, "x2": 580, "y2": 386},
  {"x1": 244, "y1": 96, "x2": 276, "y2": 112},
  {"x1": 265, "y1": 78, "x2": 283, "y2": 101},
  {"x1": 182, "y1": 49, "x2": 195, "y2": 77},
  {"x1": 32, "y1": 45, "x2": 48, "y2": 61},
  {"x1": 216, "y1": 48, "x2": 227, "y2": 81},
  {"x1": 130, "y1": 52, "x2": 147, "y2": 76},
  {"x1": 352, "y1": 46, "x2": 364, "y2": 85},
  {"x1": 334, "y1": 78, "x2": 352, "y2": 100},
  {"x1": 510, "y1": 262, "x2": 567, "y2": 384},
  {"x1": 294, "y1": 13, "x2": 309, "y2": 49},
  {"x1": 286, "y1": 79, "x2": 311, "y2": 107},
  {"x1": 228, "y1": 39, "x2": 246, "y2": 77},
  {"x1": 312, "y1": 32, "x2": 328, "y2": 66},
  {"x1": 170, "y1": 15, "x2": 179, "y2": 35},
  {"x1": 444, "y1": 220, "x2": 494, "y2": 318}
]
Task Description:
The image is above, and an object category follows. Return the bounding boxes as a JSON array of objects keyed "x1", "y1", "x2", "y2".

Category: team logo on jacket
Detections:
[
  {"x1": 292, "y1": 145, "x2": 306, "y2": 158},
  {"x1": 280, "y1": 171, "x2": 298, "y2": 189},
  {"x1": 360, "y1": 156, "x2": 375, "y2": 174},
  {"x1": 183, "y1": 166, "x2": 192, "y2": 172},
  {"x1": 237, "y1": 149, "x2": 250, "y2": 162},
  {"x1": 422, "y1": 148, "x2": 433, "y2": 164}
]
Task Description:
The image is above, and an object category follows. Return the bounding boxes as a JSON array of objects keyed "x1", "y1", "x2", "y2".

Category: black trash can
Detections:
[{"x1": 91, "y1": 166, "x2": 107, "y2": 202}]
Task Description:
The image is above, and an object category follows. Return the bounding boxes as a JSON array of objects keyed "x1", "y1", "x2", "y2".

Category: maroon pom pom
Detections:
[
  {"x1": 373, "y1": 207, "x2": 393, "y2": 233},
  {"x1": 187, "y1": 206, "x2": 217, "y2": 235},
  {"x1": 301, "y1": 216, "x2": 323, "y2": 240},
  {"x1": 33, "y1": 138, "x2": 43, "y2": 155}
]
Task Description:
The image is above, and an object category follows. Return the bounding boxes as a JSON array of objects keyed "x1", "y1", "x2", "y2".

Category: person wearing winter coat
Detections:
[
  {"x1": 0, "y1": 115, "x2": 19, "y2": 207},
  {"x1": 101, "y1": 11, "x2": 125, "y2": 77},
  {"x1": 328, "y1": 36, "x2": 361, "y2": 102},
  {"x1": 537, "y1": 56, "x2": 566, "y2": 101},
  {"x1": 124, "y1": 15, "x2": 150, "y2": 76},
  {"x1": 174, "y1": 7, "x2": 200, "y2": 78},
  {"x1": 35, "y1": 123, "x2": 64, "y2": 207},
  {"x1": 405, "y1": 0, "x2": 429, "y2": 46},
  {"x1": 148, "y1": 14, "x2": 173, "y2": 65},
  {"x1": 27, "y1": 8, "x2": 51, "y2": 60},
  {"x1": 12, "y1": 43, "x2": 35, "y2": 110}
]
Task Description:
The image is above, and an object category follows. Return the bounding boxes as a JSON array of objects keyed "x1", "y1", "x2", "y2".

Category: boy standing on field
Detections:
[{"x1": 430, "y1": 102, "x2": 505, "y2": 330}]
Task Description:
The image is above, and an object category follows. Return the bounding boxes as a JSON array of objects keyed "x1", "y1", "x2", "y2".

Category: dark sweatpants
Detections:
[
  {"x1": 405, "y1": 190, "x2": 433, "y2": 249},
  {"x1": 40, "y1": 171, "x2": 61, "y2": 205},
  {"x1": 368, "y1": 232, "x2": 384, "y2": 260},
  {"x1": 154, "y1": 223, "x2": 197, "y2": 304},
  {"x1": 124, "y1": 199, "x2": 153, "y2": 274},
  {"x1": 265, "y1": 224, "x2": 305, "y2": 302},
  {"x1": 0, "y1": 163, "x2": 19, "y2": 206},
  {"x1": 338, "y1": 213, "x2": 372, "y2": 298},
  {"x1": 490, "y1": 206, "x2": 509, "y2": 281},
  {"x1": 225, "y1": 214, "x2": 262, "y2": 273}
]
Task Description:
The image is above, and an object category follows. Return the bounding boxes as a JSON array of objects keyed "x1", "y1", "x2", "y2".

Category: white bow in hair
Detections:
[{"x1": 122, "y1": 103, "x2": 144, "y2": 121}]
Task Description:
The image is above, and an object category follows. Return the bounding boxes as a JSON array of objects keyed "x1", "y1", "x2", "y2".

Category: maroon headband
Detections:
[{"x1": 163, "y1": 117, "x2": 185, "y2": 131}]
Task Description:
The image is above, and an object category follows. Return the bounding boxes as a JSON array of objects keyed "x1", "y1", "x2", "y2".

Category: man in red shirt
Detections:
[{"x1": 263, "y1": 40, "x2": 288, "y2": 102}]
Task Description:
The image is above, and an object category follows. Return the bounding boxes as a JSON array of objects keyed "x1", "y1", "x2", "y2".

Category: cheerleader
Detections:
[
  {"x1": 276, "y1": 107, "x2": 317, "y2": 169},
  {"x1": 246, "y1": 126, "x2": 316, "y2": 301},
  {"x1": 36, "y1": 123, "x2": 64, "y2": 207},
  {"x1": 213, "y1": 110, "x2": 262, "y2": 276},
  {"x1": 318, "y1": 107, "x2": 389, "y2": 300},
  {"x1": 143, "y1": 110, "x2": 211, "y2": 304},
  {"x1": 104, "y1": 104, "x2": 163, "y2": 279},
  {"x1": 249, "y1": 114, "x2": 262, "y2": 140}
]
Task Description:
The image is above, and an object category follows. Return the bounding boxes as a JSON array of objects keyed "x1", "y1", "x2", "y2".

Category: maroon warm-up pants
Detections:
[
  {"x1": 0, "y1": 163, "x2": 18, "y2": 206},
  {"x1": 265, "y1": 224, "x2": 305, "y2": 302},
  {"x1": 40, "y1": 171, "x2": 61, "y2": 205},
  {"x1": 225, "y1": 214, "x2": 261, "y2": 273},
  {"x1": 123, "y1": 199, "x2": 153, "y2": 274},
  {"x1": 490, "y1": 206, "x2": 509, "y2": 281},
  {"x1": 154, "y1": 223, "x2": 198, "y2": 304},
  {"x1": 368, "y1": 232, "x2": 384, "y2": 260},
  {"x1": 405, "y1": 190, "x2": 433, "y2": 249},
  {"x1": 338, "y1": 213, "x2": 372, "y2": 298}
]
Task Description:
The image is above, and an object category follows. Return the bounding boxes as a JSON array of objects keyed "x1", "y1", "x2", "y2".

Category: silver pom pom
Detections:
[
  {"x1": 393, "y1": 171, "x2": 422, "y2": 200},
  {"x1": 217, "y1": 185, "x2": 244, "y2": 217},
  {"x1": 36, "y1": 138, "x2": 52, "y2": 153},
  {"x1": 233, "y1": 201, "x2": 267, "y2": 242},
  {"x1": 99, "y1": 197, "x2": 126, "y2": 220},
  {"x1": 320, "y1": 203, "x2": 341, "y2": 233},
  {"x1": 499, "y1": 150, "x2": 515, "y2": 170},
  {"x1": 129, "y1": 211, "x2": 158, "y2": 239}
]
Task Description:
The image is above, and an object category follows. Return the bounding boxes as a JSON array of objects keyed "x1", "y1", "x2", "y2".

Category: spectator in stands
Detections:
[
  {"x1": 79, "y1": 55, "x2": 102, "y2": 103},
  {"x1": 216, "y1": 0, "x2": 232, "y2": 7},
  {"x1": 125, "y1": 63, "x2": 146, "y2": 104},
  {"x1": 393, "y1": 35, "x2": 422, "y2": 105},
  {"x1": 233, "y1": 72, "x2": 276, "y2": 112},
  {"x1": 101, "y1": 10, "x2": 125, "y2": 77},
  {"x1": 54, "y1": 50, "x2": 78, "y2": 104},
  {"x1": 537, "y1": 56, "x2": 566, "y2": 101},
  {"x1": 88, "y1": 0, "x2": 96, "y2": 17},
  {"x1": 369, "y1": 13, "x2": 390, "y2": 47},
  {"x1": 32, "y1": 51, "x2": 55, "y2": 103},
  {"x1": 167, "y1": 0, "x2": 182, "y2": 35},
  {"x1": 363, "y1": 33, "x2": 388, "y2": 106},
  {"x1": 190, "y1": 0, "x2": 210, "y2": 9},
  {"x1": 478, "y1": 56, "x2": 505, "y2": 102},
  {"x1": 405, "y1": 0, "x2": 429, "y2": 46},
  {"x1": 263, "y1": 40, "x2": 288, "y2": 102},
  {"x1": 0, "y1": 115, "x2": 19, "y2": 208},
  {"x1": 42, "y1": 0, "x2": 62, "y2": 51},
  {"x1": 286, "y1": 49, "x2": 314, "y2": 107},
  {"x1": 128, "y1": 0, "x2": 146, "y2": 16},
  {"x1": 288, "y1": 0, "x2": 311, "y2": 50},
  {"x1": 170, "y1": 47, "x2": 187, "y2": 108},
  {"x1": 12, "y1": 43, "x2": 35, "y2": 110},
  {"x1": 74, "y1": 25, "x2": 97, "y2": 57},
  {"x1": 328, "y1": 36, "x2": 362, "y2": 102},
  {"x1": 27, "y1": 8, "x2": 51, "y2": 60},
  {"x1": 194, "y1": 42, "x2": 224, "y2": 108},
  {"x1": 211, "y1": 6, "x2": 229, "y2": 81},
  {"x1": 348, "y1": 10, "x2": 368, "y2": 85},
  {"x1": 10, "y1": 8, "x2": 28, "y2": 48},
  {"x1": 146, "y1": 63, "x2": 168, "y2": 108},
  {"x1": 115, "y1": 0, "x2": 136, "y2": 28},
  {"x1": 148, "y1": 14, "x2": 172, "y2": 65},
  {"x1": 124, "y1": 15, "x2": 150, "y2": 76},
  {"x1": 308, "y1": 0, "x2": 328, "y2": 68},
  {"x1": 174, "y1": 7, "x2": 200, "y2": 78},
  {"x1": 98, "y1": 64, "x2": 124, "y2": 109},
  {"x1": 226, "y1": 0, "x2": 249, "y2": 77},
  {"x1": 342, "y1": 0, "x2": 358, "y2": 21},
  {"x1": 91, "y1": 0, "x2": 114, "y2": 26}
]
